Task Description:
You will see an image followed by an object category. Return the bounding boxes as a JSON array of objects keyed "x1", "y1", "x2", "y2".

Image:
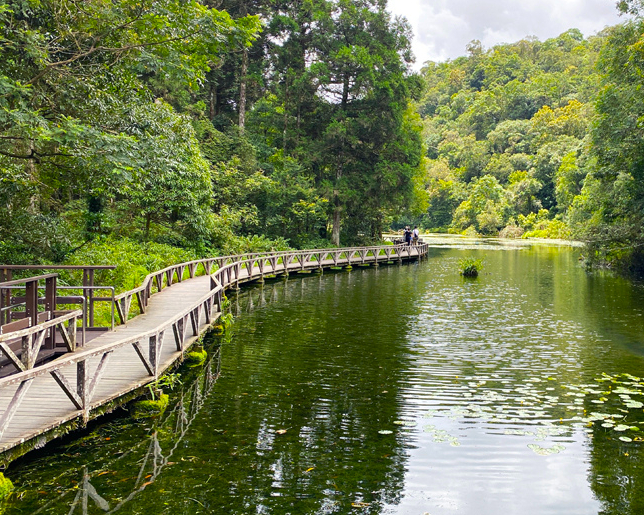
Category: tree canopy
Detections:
[{"x1": 2, "y1": 0, "x2": 644, "y2": 276}]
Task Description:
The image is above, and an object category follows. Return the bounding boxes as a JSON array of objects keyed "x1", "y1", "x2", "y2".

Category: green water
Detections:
[{"x1": 5, "y1": 239, "x2": 644, "y2": 514}]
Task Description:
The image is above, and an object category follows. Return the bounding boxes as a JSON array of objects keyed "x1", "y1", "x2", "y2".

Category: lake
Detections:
[{"x1": 4, "y1": 237, "x2": 644, "y2": 514}]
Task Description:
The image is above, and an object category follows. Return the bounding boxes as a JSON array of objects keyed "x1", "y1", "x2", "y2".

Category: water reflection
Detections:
[
  {"x1": 6, "y1": 269, "x2": 421, "y2": 514},
  {"x1": 5, "y1": 243, "x2": 644, "y2": 515},
  {"x1": 10, "y1": 348, "x2": 222, "y2": 515}
]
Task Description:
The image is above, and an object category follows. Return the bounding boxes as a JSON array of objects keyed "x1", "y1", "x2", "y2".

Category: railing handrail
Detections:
[
  {"x1": 113, "y1": 244, "x2": 410, "y2": 301},
  {"x1": 0, "y1": 274, "x2": 59, "y2": 288},
  {"x1": 0, "y1": 244, "x2": 427, "y2": 385},
  {"x1": 113, "y1": 257, "x2": 218, "y2": 301},
  {"x1": 0, "y1": 265, "x2": 116, "y2": 270},
  {"x1": 211, "y1": 244, "x2": 415, "y2": 276}
]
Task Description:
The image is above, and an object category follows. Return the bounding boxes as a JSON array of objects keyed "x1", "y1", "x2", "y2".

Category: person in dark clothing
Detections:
[{"x1": 404, "y1": 226, "x2": 412, "y2": 245}]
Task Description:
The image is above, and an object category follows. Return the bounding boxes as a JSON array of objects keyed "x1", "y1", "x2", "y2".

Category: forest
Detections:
[{"x1": 1, "y1": 0, "x2": 644, "y2": 279}]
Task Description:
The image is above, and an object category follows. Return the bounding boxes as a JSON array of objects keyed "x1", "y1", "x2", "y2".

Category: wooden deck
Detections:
[{"x1": 0, "y1": 244, "x2": 427, "y2": 462}]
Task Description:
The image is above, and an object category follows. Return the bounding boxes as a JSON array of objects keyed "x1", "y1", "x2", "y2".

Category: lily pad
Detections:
[{"x1": 527, "y1": 443, "x2": 566, "y2": 456}]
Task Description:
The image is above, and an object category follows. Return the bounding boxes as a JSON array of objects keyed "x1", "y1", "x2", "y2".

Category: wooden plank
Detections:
[
  {"x1": 0, "y1": 379, "x2": 34, "y2": 438},
  {"x1": 0, "y1": 319, "x2": 30, "y2": 335}
]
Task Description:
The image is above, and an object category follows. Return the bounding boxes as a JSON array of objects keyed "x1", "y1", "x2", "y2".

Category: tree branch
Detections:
[{"x1": 28, "y1": 29, "x2": 205, "y2": 84}]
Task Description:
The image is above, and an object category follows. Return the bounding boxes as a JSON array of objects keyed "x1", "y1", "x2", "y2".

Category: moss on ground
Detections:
[
  {"x1": 131, "y1": 394, "x2": 169, "y2": 419},
  {"x1": 185, "y1": 348, "x2": 207, "y2": 367},
  {"x1": 0, "y1": 473, "x2": 13, "y2": 500}
]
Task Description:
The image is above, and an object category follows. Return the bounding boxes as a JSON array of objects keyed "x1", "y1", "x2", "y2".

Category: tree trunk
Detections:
[
  {"x1": 283, "y1": 78, "x2": 289, "y2": 152},
  {"x1": 145, "y1": 212, "x2": 152, "y2": 240},
  {"x1": 330, "y1": 72, "x2": 351, "y2": 245},
  {"x1": 239, "y1": 47, "x2": 248, "y2": 131},
  {"x1": 296, "y1": 103, "x2": 301, "y2": 146},
  {"x1": 342, "y1": 72, "x2": 350, "y2": 107},
  {"x1": 331, "y1": 201, "x2": 341, "y2": 246},
  {"x1": 209, "y1": 83, "x2": 217, "y2": 120},
  {"x1": 27, "y1": 139, "x2": 38, "y2": 213}
]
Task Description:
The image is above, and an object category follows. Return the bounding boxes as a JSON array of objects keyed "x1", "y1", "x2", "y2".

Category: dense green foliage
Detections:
[
  {"x1": 410, "y1": 2, "x2": 644, "y2": 274},
  {"x1": 3, "y1": 0, "x2": 644, "y2": 274},
  {"x1": 569, "y1": 4, "x2": 644, "y2": 273},
  {"x1": 0, "y1": 0, "x2": 424, "y2": 269},
  {"x1": 413, "y1": 29, "x2": 601, "y2": 239}
]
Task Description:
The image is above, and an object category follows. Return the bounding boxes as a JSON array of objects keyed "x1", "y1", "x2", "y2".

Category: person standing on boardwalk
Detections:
[
  {"x1": 413, "y1": 226, "x2": 419, "y2": 245},
  {"x1": 404, "y1": 226, "x2": 412, "y2": 245}
]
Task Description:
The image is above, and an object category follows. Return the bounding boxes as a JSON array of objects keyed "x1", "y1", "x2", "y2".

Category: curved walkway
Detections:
[{"x1": 0, "y1": 244, "x2": 427, "y2": 462}]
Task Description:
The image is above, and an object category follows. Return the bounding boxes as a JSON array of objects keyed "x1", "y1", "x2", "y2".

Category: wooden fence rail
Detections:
[
  {"x1": 113, "y1": 244, "x2": 427, "y2": 325},
  {"x1": 0, "y1": 243, "x2": 427, "y2": 453}
]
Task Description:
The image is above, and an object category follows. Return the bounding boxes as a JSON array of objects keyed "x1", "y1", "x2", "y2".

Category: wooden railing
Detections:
[
  {"x1": 0, "y1": 244, "x2": 427, "y2": 440},
  {"x1": 113, "y1": 258, "x2": 218, "y2": 325},
  {"x1": 0, "y1": 285, "x2": 221, "y2": 435},
  {"x1": 0, "y1": 274, "x2": 84, "y2": 374},
  {"x1": 113, "y1": 244, "x2": 427, "y2": 324},
  {"x1": 0, "y1": 265, "x2": 116, "y2": 329}
]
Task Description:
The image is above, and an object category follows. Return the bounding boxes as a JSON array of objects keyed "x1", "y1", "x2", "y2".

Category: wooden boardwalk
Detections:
[{"x1": 0, "y1": 244, "x2": 427, "y2": 462}]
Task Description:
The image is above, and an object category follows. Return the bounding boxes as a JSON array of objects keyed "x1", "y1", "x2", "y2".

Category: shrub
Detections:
[
  {"x1": 523, "y1": 219, "x2": 571, "y2": 239},
  {"x1": 63, "y1": 237, "x2": 196, "y2": 292},
  {"x1": 499, "y1": 224, "x2": 525, "y2": 239},
  {"x1": 462, "y1": 226, "x2": 479, "y2": 237},
  {"x1": 459, "y1": 257, "x2": 483, "y2": 277}
]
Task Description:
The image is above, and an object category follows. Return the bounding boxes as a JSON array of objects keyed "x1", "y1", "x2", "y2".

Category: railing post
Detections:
[
  {"x1": 149, "y1": 334, "x2": 158, "y2": 378},
  {"x1": 44, "y1": 275, "x2": 57, "y2": 349},
  {"x1": 25, "y1": 279, "x2": 38, "y2": 328},
  {"x1": 89, "y1": 269, "x2": 95, "y2": 327},
  {"x1": 21, "y1": 333, "x2": 32, "y2": 369},
  {"x1": 77, "y1": 360, "x2": 87, "y2": 414},
  {"x1": 82, "y1": 269, "x2": 94, "y2": 329},
  {"x1": 0, "y1": 268, "x2": 10, "y2": 325}
]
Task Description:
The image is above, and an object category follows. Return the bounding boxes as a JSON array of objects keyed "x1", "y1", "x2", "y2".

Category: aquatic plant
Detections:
[
  {"x1": 220, "y1": 312, "x2": 234, "y2": 331},
  {"x1": 0, "y1": 473, "x2": 13, "y2": 500},
  {"x1": 185, "y1": 347, "x2": 207, "y2": 367},
  {"x1": 131, "y1": 394, "x2": 169, "y2": 419},
  {"x1": 459, "y1": 257, "x2": 483, "y2": 277},
  {"x1": 147, "y1": 373, "x2": 182, "y2": 400}
]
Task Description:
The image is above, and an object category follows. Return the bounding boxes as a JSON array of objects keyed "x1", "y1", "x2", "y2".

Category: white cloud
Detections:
[{"x1": 387, "y1": 0, "x2": 623, "y2": 68}]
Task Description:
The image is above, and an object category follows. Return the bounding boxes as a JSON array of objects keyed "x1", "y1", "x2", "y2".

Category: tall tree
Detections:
[
  {"x1": 259, "y1": 0, "x2": 422, "y2": 245},
  {"x1": 0, "y1": 0, "x2": 260, "y2": 257},
  {"x1": 570, "y1": 15, "x2": 644, "y2": 271}
]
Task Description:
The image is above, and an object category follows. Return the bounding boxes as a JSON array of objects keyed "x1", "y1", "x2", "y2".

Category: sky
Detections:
[{"x1": 386, "y1": 0, "x2": 624, "y2": 68}]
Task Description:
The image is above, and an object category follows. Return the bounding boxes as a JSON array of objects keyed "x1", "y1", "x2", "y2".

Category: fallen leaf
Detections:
[{"x1": 276, "y1": 429, "x2": 288, "y2": 435}]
